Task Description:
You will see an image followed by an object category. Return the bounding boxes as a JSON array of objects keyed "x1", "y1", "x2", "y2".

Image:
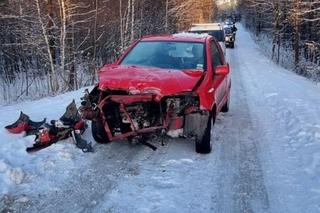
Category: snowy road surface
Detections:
[{"x1": 1, "y1": 25, "x2": 320, "y2": 213}]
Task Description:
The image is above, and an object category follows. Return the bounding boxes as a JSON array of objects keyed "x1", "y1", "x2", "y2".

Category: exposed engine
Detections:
[{"x1": 120, "y1": 102, "x2": 160, "y2": 130}]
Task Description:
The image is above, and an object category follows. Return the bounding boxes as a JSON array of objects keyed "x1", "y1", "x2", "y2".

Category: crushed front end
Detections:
[{"x1": 80, "y1": 86, "x2": 209, "y2": 143}]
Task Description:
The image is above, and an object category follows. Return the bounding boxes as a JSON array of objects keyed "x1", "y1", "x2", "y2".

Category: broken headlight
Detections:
[{"x1": 163, "y1": 94, "x2": 200, "y2": 115}]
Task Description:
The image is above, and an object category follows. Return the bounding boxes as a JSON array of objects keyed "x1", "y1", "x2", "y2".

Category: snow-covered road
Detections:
[{"x1": 1, "y1": 25, "x2": 320, "y2": 213}]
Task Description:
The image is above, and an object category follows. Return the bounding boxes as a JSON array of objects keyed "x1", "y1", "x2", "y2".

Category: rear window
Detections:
[
  {"x1": 224, "y1": 28, "x2": 232, "y2": 34},
  {"x1": 121, "y1": 41, "x2": 205, "y2": 71},
  {"x1": 191, "y1": 30, "x2": 224, "y2": 42}
]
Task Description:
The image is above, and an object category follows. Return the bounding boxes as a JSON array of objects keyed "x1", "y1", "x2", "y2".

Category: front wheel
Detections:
[
  {"x1": 221, "y1": 95, "x2": 230, "y2": 113},
  {"x1": 91, "y1": 119, "x2": 110, "y2": 144},
  {"x1": 195, "y1": 113, "x2": 214, "y2": 154}
]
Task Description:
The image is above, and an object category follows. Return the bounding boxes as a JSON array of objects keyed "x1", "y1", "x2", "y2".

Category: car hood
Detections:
[{"x1": 98, "y1": 65, "x2": 203, "y2": 97}]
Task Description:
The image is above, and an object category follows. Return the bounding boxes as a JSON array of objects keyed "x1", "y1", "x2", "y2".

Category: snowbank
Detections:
[{"x1": 0, "y1": 87, "x2": 93, "y2": 197}]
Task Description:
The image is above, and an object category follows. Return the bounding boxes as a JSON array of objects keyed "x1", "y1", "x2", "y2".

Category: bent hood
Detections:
[{"x1": 98, "y1": 65, "x2": 203, "y2": 97}]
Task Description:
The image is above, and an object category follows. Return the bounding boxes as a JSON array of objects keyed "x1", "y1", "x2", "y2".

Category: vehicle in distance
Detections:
[
  {"x1": 189, "y1": 23, "x2": 226, "y2": 55},
  {"x1": 224, "y1": 26, "x2": 236, "y2": 48},
  {"x1": 80, "y1": 33, "x2": 231, "y2": 154}
]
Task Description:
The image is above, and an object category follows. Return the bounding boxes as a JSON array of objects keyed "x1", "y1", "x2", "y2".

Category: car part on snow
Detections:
[
  {"x1": 131, "y1": 135, "x2": 157, "y2": 151},
  {"x1": 26, "y1": 119, "x2": 91, "y2": 153},
  {"x1": 79, "y1": 88, "x2": 100, "y2": 120},
  {"x1": 59, "y1": 100, "x2": 82, "y2": 125},
  {"x1": 5, "y1": 111, "x2": 46, "y2": 135},
  {"x1": 71, "y1": 130, "x2": 93, "y2": 153},
  {"x1": 140, "y1": 140, "x2": 157, "y2": 151},
  {"x1": 6, "y1": 101, "x2": 93, "y2": 153},
  {"x1": 26, "y1": 127, "x2": 62, "y2": 152}
]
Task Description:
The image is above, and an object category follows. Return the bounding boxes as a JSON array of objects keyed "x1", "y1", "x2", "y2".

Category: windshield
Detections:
[
  {"x1": 191, "y1": 30, "x2": 224, "y2": 42},
  {"x1": 121, "y1": 41, "x2": 205, "y2": 71}
]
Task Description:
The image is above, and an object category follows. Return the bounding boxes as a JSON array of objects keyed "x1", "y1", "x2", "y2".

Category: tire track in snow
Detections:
[
  {"x1": 231, "y1": 67, "x2": 270, "y2": 213},
  {"x1": 210, "y1": 44, "x2": 270, "y2": 213}
]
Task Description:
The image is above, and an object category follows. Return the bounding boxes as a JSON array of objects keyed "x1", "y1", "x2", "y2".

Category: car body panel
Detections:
[
  {"x1": 98, "y1": 65, "x2": 203, "y2": 99},
  {"x1": 141, "y1": 35, "x2": 207, "y2": 43}
]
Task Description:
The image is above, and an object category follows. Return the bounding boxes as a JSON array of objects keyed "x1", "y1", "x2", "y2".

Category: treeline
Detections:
[
  {"x1": 239, "y1": 0, "x2": 320, "y2": 80},
  {"x1": 0, "y1": 0, "x2": 216, "y2": 103}
]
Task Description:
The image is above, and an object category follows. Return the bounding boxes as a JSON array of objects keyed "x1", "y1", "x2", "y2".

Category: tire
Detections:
[
  {"x1": 195, "y1": 113, "x2": 214, "y2": 154},
  {"x1": 221, "y1": 95, "x2": 230, "y2": 113},
  {"x1": 91, "y1": 119, "x2": 110, "y2": 144},
  {"x1": 230, "y1": 43, "x2": 235, "y2": 48}
]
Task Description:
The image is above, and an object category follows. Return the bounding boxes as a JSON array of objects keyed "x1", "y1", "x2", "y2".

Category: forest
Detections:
[
  {"x1": 0, "y1": 0, "x2": 319, "y2": 104},
  {"x1": 239, "y1": 0, "x2": 320, "y2": 80}
]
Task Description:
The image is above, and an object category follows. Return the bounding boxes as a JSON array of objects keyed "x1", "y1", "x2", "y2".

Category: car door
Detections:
[{"x1": 211, "y1": 39, "x2": 227, "y2": 108}]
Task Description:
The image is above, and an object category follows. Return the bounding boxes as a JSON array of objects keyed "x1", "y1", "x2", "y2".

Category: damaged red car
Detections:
[{"x1": 80, "y1": 33, "x2": 231, "y2": 154}]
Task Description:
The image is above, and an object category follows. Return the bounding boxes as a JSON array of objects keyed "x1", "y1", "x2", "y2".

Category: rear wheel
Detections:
[
  {"x1": 230, "y1": 42, "x2": 235, "y2": 48},
  {"x1": 92, "y1": 119, "x2": 110, "y2": 144},
  {"x1": 195, "y1": 113, "x2": 214, "y2": 154}
]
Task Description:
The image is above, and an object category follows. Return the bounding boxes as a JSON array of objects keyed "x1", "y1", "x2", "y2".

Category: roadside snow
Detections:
[{"x1": 0, "y1": 88, "x2": 93, "y2": 199}]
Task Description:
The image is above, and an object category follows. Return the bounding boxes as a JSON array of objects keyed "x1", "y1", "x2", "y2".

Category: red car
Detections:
[{"x1": 81, "y1": 33, "x2": 231, "y2": 153}]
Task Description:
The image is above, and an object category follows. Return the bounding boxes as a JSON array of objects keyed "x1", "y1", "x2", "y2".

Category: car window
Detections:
[
  {"x1": 224, "y1": 27, "x2": 232, "y2": 34},
  {"x1": 208, "y1": 31, "x2": 224, "y2": 42},
  {"x1": 121, "y1": 41, "x2": 205, "y2": 71},
  {"x1": 191, "y1": 30, "x2": 224, "y2": 42},
  {"x1": 211, "y1": 41, "x2": 223, "y2": 70}
]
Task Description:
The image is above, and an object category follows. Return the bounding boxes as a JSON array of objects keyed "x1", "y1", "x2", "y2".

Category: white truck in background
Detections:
[{"x1": 189, "y1": 23, "x2": 226, "y2": 55}]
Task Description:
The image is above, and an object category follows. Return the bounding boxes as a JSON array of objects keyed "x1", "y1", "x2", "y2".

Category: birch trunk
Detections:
[
  {"x1": 35, "y1": 0, "x2": 58, "y2": 92},
  {"x1": 120, "y1": 0, "x2": 124, "y2": 52},
  {"x1": 125, "y1": 0, "x2": 131, "y2": 46},
  {"x1": 294, "y1": 0, "x2": 301, "y2": 66},
  {"x1": 165, "y1": 0, "x2": 168, "y2": 32},
  {"x1": 130, "y1": 0, "x2": 135, "y2": 42},
  {"x1": 60, "y1": 0, "x2": 67, "y2": 82},
  {"x1": 91, "y1": 0, "x2": 98, "y2": 84}
]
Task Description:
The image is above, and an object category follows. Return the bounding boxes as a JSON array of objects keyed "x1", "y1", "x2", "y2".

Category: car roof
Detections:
[
  {"x1": 141, "y1": 33, "x2": 209, "y2": 43},
  {"x1": 189, "y1": 23, "x2": 224, "y2": 31}
]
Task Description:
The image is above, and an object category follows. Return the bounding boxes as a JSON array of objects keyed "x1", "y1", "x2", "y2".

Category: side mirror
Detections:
[{"x1": 215, "y1": 65, "x2": 230, "y2": 75}]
